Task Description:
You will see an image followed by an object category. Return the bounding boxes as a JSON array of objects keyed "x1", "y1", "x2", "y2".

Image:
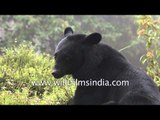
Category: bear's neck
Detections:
[{"x1": 72, "y1": 44, "x2": 129, "y2": 81}]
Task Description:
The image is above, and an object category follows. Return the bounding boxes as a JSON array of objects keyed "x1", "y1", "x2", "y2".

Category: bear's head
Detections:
[{"x1": 52, "y1": 27, "x2": 102, "y2": 79}]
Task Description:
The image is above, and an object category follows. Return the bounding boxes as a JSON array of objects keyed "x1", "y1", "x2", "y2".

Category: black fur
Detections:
[{"x1": 52, "y1": 27, "x2": 160, "y2": 105}]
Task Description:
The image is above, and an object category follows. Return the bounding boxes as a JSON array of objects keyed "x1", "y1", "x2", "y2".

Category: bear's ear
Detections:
[
  {"x1": 64, "y1": 27, "x2": 73, "y2": 36},
  {"x1": 83, "y1": 33, "x2": 102, "y2": 45}
]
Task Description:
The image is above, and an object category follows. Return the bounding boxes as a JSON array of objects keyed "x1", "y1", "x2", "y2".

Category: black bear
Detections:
[{"x1": 52, "y1": 27, "x2": 160, "y2": 105}]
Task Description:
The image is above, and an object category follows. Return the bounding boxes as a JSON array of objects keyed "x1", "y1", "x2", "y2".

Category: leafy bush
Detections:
[
  {"x1": 0, "y1": 87, "x2": 75, "y2": 105},
  {"x1": 137, "y1": 15, "x2": 160, "y2": 86},
  {"x1": 0, "y1": 42, "x2": 76, "y2": 104}
]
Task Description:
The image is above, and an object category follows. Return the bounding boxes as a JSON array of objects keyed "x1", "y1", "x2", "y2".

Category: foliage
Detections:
[
  {"x1": 137, "y1": 15, "x2": 160, "y2": 86},
  {"x1": 0, "y1": 42, "x2": 76, "y2": 104},
  {"x1": 0, "y1": 87, "x2": 75, "y2": 105},
  {"x1": 0, "y1": 15, "x2": 131, "y2": 55}
]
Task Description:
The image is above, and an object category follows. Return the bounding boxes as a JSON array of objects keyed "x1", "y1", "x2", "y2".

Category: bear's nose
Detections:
[
  {"x1": 52, "y1": 70, "x2": 64, "y2": 79},
  {"x1": 52, "y1": 70, "x2": 58, "y2": 76}
]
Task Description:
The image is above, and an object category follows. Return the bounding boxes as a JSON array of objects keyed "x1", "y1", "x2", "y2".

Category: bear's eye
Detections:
[
  {"x1": 63, "y1": 55, "x2": 71, "y2": 62},
  {"x1": 64, "y1": 56, "x2": 71, "y2": 61}
]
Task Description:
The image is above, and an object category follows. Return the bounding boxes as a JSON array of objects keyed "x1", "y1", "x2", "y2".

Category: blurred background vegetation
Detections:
[{"x1": 0, "y1": 15, "x2": 159, "y2": 105}]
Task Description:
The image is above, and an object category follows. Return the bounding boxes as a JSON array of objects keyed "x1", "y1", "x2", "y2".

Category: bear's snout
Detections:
[{"x1": 52, "y1": 69, "x2": 64, "y2": 79}]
